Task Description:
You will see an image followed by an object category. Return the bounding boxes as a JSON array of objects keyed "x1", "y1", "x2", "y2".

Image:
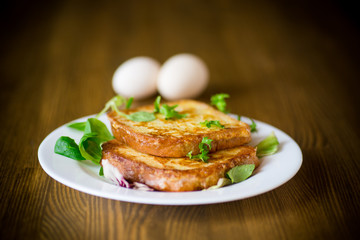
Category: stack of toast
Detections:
[{"x1": 101, "y1": 99, "x2": 259, "y2": 191}]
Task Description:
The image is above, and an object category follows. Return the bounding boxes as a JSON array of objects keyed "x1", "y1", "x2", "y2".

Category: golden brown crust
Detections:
[
  {"x1": 108, "y1": 99, "x2": 251, "y2": 157},
  {"x1": 101, "y1": 139, "x2": 259, "y2": 192}
]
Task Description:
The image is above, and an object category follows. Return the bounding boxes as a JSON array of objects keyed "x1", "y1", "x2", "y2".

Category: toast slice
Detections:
[
  {"x1": 107, "y1": 99, "x2": 251, "y2": 157},
  {"x1": 101, "y1": 139, "x2": 259, "y2": 192}
]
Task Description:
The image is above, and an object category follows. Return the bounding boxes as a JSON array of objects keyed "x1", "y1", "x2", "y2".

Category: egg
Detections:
[
  {"x1": 112, "y1": 57, "x2": 160, "y2": 99},
  {"x1": 157, "y1": 53, "x2": 209, "y2": 100}
]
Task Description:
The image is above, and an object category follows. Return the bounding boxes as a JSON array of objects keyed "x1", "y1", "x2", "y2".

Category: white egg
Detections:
[
  {"x1": 112, "y1": 57, "x2": 160, "y2": 99},
  {"x1": 157, "y1": 53, "x2": 209, "y2": 100}
]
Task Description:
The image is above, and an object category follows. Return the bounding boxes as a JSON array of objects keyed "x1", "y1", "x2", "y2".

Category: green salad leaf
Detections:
[
  {"x1": 84, "y1": 118, "x2": 113, "y2": 142},
  {"x1": 187, "y1": 137, "x2": 213, "y2": 163},
  {"x1": 200, "y1": 120, "x2": 225, "y2": 129},
  {"x1": 211, "y1": 93, "x2": 230, "y2": 113},
  {"x1": 125, "y1": 111, "x2": 156, "y2": 122},
  {"x1": 256, "y1": 132, "x2": 279, "y2": 157},
  {"x1": 226, "y1": 164, "x2": 255, "y2": 183},
  {"x1": 78, "y1": 118, "x2": 114, "y2": 164},
  {"x1": 79, "y1": 133, "x2": 103, "y2": 163},
  {"x1": 55, "y1": 118, "x2": 114, "y2": 165},
  {"x1": 54, "y1": 136, "x2": 85, "y2": 160},
  {"x1": 68, "y1": 122, "x2": 87, "y2": 132}
]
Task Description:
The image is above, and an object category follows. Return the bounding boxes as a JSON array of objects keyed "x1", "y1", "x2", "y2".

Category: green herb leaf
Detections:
[
  {"x1": 126, "y1": 97, "x2": 134, "y2": 109},
  {"x1": 79, "y1": 134, "x2": 103, "y2": 163},
  {"x1": 200, "y1": 137, "x2": 213, "y2": 149},
  {"x1": 84, "y1": 118, "x2": 113, "y2": 142},
  {"x1": 154, "y1": 96, "x2": 186, "y2": 120},
  {"x1": 256, "y1": 132, "x2": 279, "y2": 157},
  {"x1": 211, "y1": 93, "x2": 230, "y2": 113},
  {"x1": 99, "y1": 166, "x2": 104, "y2": 176},
  {"x1": 154, "y1": 96, "x2": 161, "y2": 113},
  {"x1": 226, "y1": 164, "x2": 255, "y2": 183},
  {"x1": 159, "y1": 104, "x2": 187, "y2": 120},
  {"x1": 98, "y1": 95, "x2": 156, "y2": 122},
  {"x1": 68, "y1": 122, "x2": 87, "y2": 132},
  {"x1": 200, "y1": 120, "x2": 225, "y2": 129},
  {"x1": 199, "y1": 152, "x2": 210, "y2": 162},
  {"x1": 96, "y1": 95, "x2": 126, "y2": 118},
  {"x1": 126, "y1": 111, "x2": 156, "y2": 122},
  {"x1": 54, "y1": 136, "x2": 85, "y2": 160},
  {"x1": 188, "y1": 137, "x2": 213, "y2": 163},
  {"x1": 249, "y1": 118, "x2": 257, "y2": 132},
  {"x1": 79, "y1": 118, "x2": 114, "y2": 164},
  {"x1": 236, "y1": 116, "x2": 257, "y2": 132}
]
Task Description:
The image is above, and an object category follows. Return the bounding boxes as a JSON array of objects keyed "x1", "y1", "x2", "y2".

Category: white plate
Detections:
[{"x1": 38, "y1": 114, "x2": 302, "y2": 205}]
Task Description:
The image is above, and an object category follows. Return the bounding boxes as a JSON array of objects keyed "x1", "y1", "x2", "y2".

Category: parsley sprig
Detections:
[
  {"x1": 154, "y1": 96, "x2": 187, "y2": 120},
  {"x1": 249, "y1": 118, "x2": 257, "y2": 132},
  {"x1": 187, "y1": 137, "x2": 213, "y2": 162},
  {"x1": 211, "y1": 93, "x2": 230, "y2": 113},
  {"x1": 200, "y1": 120, "x2": 225, "y2": 129},
  {"x1": 237, "y1": 116, "x2": 257, "y2": 132}
]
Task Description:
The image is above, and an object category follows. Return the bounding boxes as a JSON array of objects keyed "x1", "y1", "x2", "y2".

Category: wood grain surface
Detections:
[{"x1": 1, "y1": 0, "x2": 359, "y2": 239}]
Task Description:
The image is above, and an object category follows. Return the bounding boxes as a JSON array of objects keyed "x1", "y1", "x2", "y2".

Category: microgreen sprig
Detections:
[
  {"x1": 94, "y1": 95, "x2": 155, "y2": 122},
  {"x1": 96, "y1": 95, "x2": 126, "y2": 118}
]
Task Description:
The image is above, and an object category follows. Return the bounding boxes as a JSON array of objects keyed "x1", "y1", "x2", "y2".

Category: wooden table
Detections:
[{"x1": 1, "y1": 0, "x2": 359, "y2": 239}]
